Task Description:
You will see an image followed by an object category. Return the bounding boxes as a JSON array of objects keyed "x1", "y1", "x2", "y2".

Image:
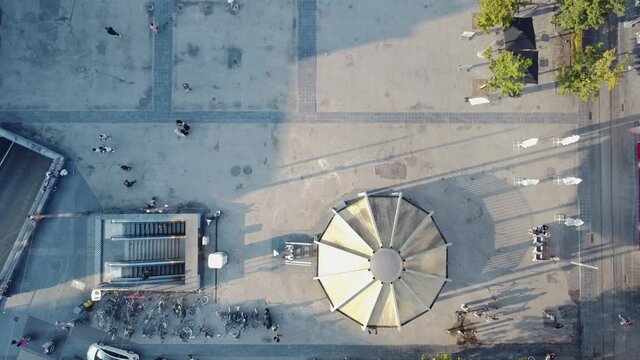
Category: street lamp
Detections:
[
  {"x1": 554, "y1": 176, "x2": 582, "y2": 185},
  {"x1": 564, "y1": 217, "x2": 584, "y2": 227},
  {"x1": 515, "y1": 177, "x2": 540, "y2": 187},
  {"x1": 477, "y1": 39, "x2": 497, "y2": 58},
  {"x1": 553, "y1": 135, "x2": 580, "y2": 146},
  {"x1": 514, "y1": 137, "x2": 539, "y2": 150}
]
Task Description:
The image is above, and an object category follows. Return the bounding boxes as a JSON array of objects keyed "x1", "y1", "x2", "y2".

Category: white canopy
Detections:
[{"x1": 315, "y1": 193, "x2": 450, "y2": 330}]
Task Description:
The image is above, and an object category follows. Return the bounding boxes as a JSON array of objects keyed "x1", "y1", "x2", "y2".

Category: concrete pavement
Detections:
[{"x1": 0, "y1": 0, "x2": 632, "y2": 359}]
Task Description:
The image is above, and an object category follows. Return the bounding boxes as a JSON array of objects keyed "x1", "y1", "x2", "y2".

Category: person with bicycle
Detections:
[{"x1": 41, "y1": 340, "x2": 55, "y2": 355}]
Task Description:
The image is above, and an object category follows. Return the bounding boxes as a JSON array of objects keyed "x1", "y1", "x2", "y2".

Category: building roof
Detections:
[
  {"x1": 504, "y1": 17, "x2": 536, "y2": 51},
  {"x1": 315, "y1": 193, "x2": 450, "y2": 330}
]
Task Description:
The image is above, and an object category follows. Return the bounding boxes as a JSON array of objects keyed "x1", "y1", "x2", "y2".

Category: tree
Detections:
[
  {"x1": 419, "y1": 355, "x2": 453, "y2": 360},
  {"x1": 554, "y1": 0, "x2": 625, "y2": 31},
  {"x1": 557, "y1": 43, "x2": 628, "y2": 100},
  {"x1": 483, "y1": 48, "x2": 533, "y2": 97},
  {"x1": 476, "y1": 0, "x2": 531, "y2": 33}
]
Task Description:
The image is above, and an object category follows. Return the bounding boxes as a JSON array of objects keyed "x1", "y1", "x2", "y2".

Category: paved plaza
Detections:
[{"x1": 0, "y1": 0, "x2": 637, "y2": 359}]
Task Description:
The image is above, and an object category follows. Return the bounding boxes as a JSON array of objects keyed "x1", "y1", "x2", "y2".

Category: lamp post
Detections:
[
  {"x1": 477, "y1": 39, "x2": 498, "y2": 59},
  {"x1": 553, "y1": 176, "x2": 582, "y2": 185},
  {"x1": 515, "y1": 178, "x2": 540, "y2": 187},
  {"x1": 564, "y1": 217, "x2": 584, "y2": 227}
]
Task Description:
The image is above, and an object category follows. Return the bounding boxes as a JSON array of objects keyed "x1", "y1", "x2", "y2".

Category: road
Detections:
[{"x1": 577, "y1": 11, "x2": 640, "y2": 360}]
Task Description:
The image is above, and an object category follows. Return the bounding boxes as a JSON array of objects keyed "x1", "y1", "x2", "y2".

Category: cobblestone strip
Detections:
[
  {"x1": 152, "y1": 0, "x2": 173, "y2": 112},
  {"x1": 0, "y1": 110, "x2": 578, "y2": 124},
  {"x1": 297, "y1": 0, "x2": 317, "y2": 112},
  {"x1": 105, "y1": 342, "x2": 580, "y2": 359},
  {"x1": 301, "y1": 111, "x2": 577, "y2": 124}
]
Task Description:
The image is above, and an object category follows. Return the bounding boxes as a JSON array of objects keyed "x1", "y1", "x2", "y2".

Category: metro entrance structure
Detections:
[{"x1": 315, "y1": 192, "x2": 450, "y2": 330}]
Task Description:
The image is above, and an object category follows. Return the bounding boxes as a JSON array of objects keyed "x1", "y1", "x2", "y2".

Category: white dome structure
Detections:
[{"x1": 315, "y1": 192, "x2": 450, "y2": 330}]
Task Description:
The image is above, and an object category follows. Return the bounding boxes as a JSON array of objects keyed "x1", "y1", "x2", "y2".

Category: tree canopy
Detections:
[
  {"x1": 557, "y1": 43, "x2": 628, "y2": 100},
  {"x1": 484, "y1": 49, "x2": 533, "y2": 97},
  {"x1": 476, "y1": 0, "x2": 531, "y2": 33},
  {"x1": 554, "y1": 0, "x2": 625, "y2": 31}
]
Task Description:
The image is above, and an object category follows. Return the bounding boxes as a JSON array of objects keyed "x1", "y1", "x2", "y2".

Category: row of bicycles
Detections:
[{"x1": 93, "y1": 291, "x2": 274, "y2": 343}]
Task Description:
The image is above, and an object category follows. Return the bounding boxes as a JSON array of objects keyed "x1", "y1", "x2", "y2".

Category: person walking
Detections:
[
  {"x1": 176, "y1": 119, "x2": 190, "y2": 131},
  {"x1": 619, "y1": 313, "x2": 633, "y2": 326},
  {"x1": 11, "y1": 337, "x2": 30, "y2": 347},
  {"x1": 272, "y1": 334, "x2": 281, "y2": 343},
  {"x1": 99, "y1": 134, "x2": 111, "y2": 141},
  {"x1": 182, "y1": 83, "x2": 192, "y2": 93},
  {"x1": 104, "y1": 146, "x2": 115, "y2": 153},
  {"x1": 105, "y1": 27, "x2": 121, "y2": 38},
  {"x1": 123, "y1": 180, "x2": 136, "y2": 188},
  {"x1": 175, "y1": 120, "x2": 190, "y2": 137},
  {"x1": 150, "y1": 23, "x2": 159, "y2": 34},
  {"x1": 105, "y1": 26, "x2": 121, "y2": 37}
]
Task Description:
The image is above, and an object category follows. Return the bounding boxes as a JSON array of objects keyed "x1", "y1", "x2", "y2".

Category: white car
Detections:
[{"x1": 87, "y1": 343, "x2": 139, "y2": 360}]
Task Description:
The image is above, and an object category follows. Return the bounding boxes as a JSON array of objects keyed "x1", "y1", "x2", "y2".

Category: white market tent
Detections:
[{"x1": 315, "y1": 193, "x2": 450, "y2": 330}]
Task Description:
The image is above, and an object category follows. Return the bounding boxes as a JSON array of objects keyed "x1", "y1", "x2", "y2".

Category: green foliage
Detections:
[
  {"x1": 433, "y1": 355, "x2": 453, "y2": 360},
  {"x1": 419, "y1": 355, "x2": 455, "y2": 360},
  {"x1": 484, "y1": 48, "x2": 533, "y2": 97},
  {"x1": 557, "y1": 43, "x2": 629, "y2": 100},
  {"x1": 554, "y1": 0, "x2": 625, "y2": 31},
  {"x1": 477, "y1": 0, "x2": 531, "y2": 33}
]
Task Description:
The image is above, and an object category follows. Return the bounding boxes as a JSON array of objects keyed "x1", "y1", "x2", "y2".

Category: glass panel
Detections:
[
  {"x1": 320, "y1": 269, "x2": 374, "y2": 306},
  {"x1": 369, "y1": 196, "x2": 398, "y2": 248},
  {"x1": 401, "y1": 270, "x2": 445, "y2": 310},
  {"x1": 339, "y1": 281, "x2": 383, "y2": 326},
  {"x1": 321, "y1": 215, "x2": 374, "y2": 257},
  {"x1": 404, "y1": 245, "x2": 448, "y2": 278},
  {"x1": 394, "y1": 280, "x2": 428, "y2": 324},
  {"x1": 399, "y1": 217, "x2": 443, "y2": 257},
  {"x1": 367, "y1": 283, "x2": 399, "y2": 327},
  {"x1": 392, "y1": 200, "x2": 427, "y2": 250},
  {"x1": 339, "y1": 198, "x2": 380, "y2": 251},
  {"x1": 317, "y1": 242, "x2": 370, "y2": 276}
]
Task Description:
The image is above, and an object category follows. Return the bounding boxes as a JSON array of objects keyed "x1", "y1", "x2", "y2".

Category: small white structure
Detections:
[
  {"x1": 560, "y1": 177, "x2": 582, "y2": 185},
  {"x1": 516, "y1": 178, "x2": 540, "y2": 187},
  {"x1": 514, "y1": 138, "x2": 539, "y2": 150},
  {"x1": 564, "y1": 217, "x2": 584, "y2": 227},
  {"x1": 468, "y1": 97, "x2": 490, "y2": 106},
  {"x1": 460, "y1": 31, "x2": 476, "y2": 40},
  {"x1": 554, "y1": 135, "x2": 580, "y2": 146},
  {"x1": 207, "y1": 252, "x2": 228, "y2": 269}
]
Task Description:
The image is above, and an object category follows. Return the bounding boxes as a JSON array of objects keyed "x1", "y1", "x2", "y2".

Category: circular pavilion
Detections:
[{"x1": 314, "y1": 192, "x2": 450, "y2": 330}]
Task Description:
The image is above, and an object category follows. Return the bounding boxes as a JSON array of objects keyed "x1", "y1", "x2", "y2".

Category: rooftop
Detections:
[{"x1": 95, "y1": 213, "x2": 202, "y2": 292}]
